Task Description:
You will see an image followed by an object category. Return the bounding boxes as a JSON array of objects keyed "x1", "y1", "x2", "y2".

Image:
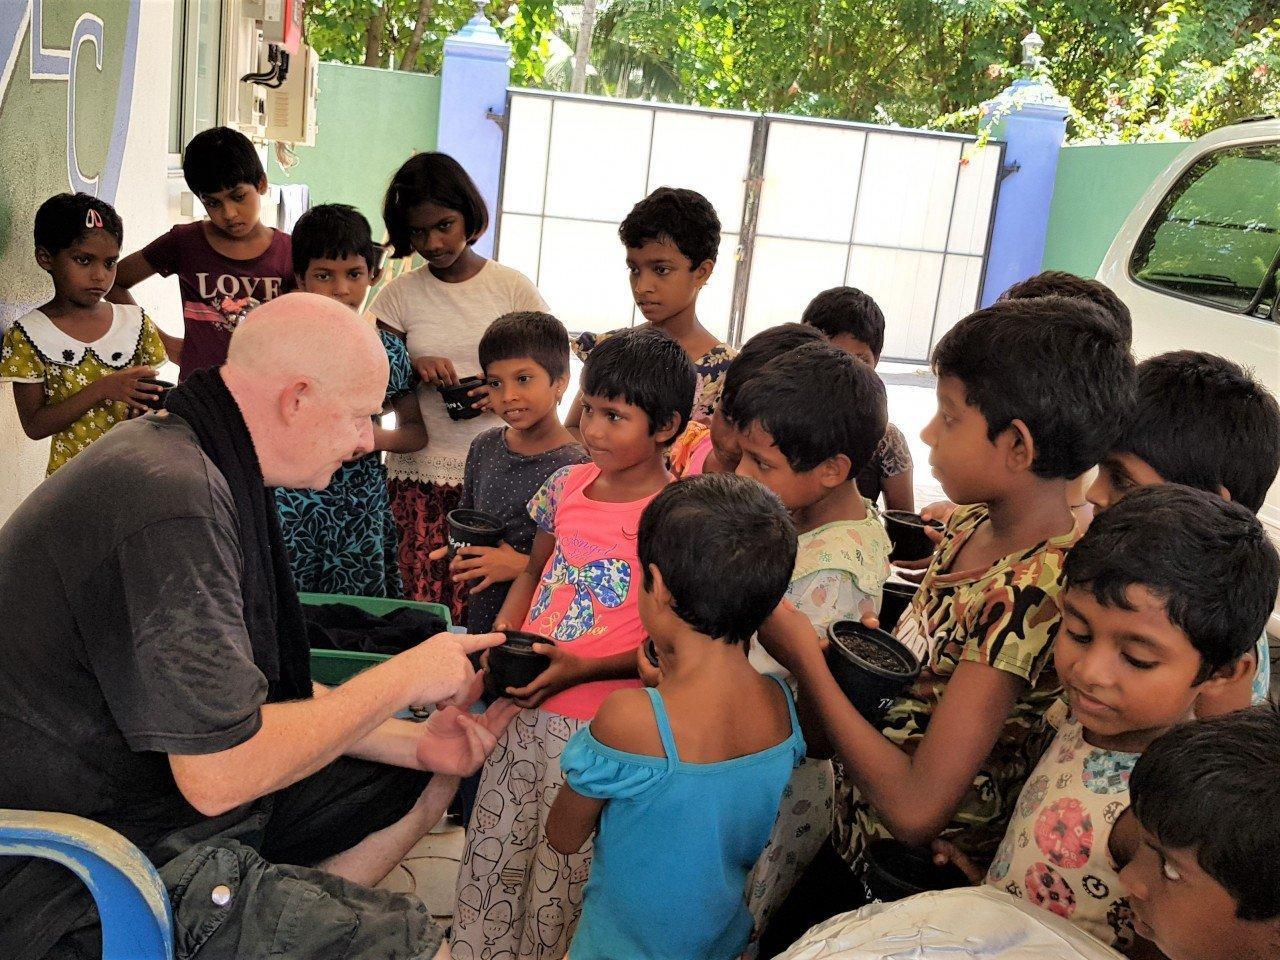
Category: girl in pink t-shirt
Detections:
[{"x1": 451, "y1": 329, "x2": 696, "y2": 960}]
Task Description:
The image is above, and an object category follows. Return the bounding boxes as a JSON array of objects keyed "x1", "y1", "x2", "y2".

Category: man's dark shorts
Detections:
[{"x1": 47, "y1": 758, "x2": 445, "y2": 960}]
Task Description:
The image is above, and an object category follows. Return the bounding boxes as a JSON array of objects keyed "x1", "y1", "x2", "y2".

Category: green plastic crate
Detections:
[{"x1": 301, "y1": 592, "x2": 453, "y2": 686}]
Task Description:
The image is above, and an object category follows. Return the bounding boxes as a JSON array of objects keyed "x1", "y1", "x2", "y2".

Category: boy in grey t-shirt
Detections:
[{"x1": 432, "y1": 311, "x2": 587, "y2": 634}]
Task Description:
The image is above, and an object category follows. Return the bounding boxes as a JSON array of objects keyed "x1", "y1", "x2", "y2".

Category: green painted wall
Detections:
[
  {"x1": 1042, "y1": 142, "x2": 1189, "y2": 278},
  {"x1": 267, "y1": 62, "x2": 440, "y2": 237}
]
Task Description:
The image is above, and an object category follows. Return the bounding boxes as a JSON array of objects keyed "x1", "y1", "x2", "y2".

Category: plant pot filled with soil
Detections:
[
  {"x1": 825, "y1": 620, "x2": 921, "y2": 725},
  {"x1": 862, "y1": 839, "x2": 972, "y2": 903},
  {"x1": 438, "y1": 376, "x2": 487, "y2": 421},
  {"x1": 446, "y1": 509, "x2": 505, "y2": 556},
  {"x1": 884, "y1": 510, "x2": 944, "y2": 563},
  {"x1": 485, "y1": 630, "x2": 554, "y2": 700}
]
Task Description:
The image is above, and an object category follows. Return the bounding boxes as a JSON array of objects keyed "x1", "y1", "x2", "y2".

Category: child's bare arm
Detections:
[
  {"x1": 11, "y1": 369, "x2": 160, "y2": 440},
  {"x1": 881, "y1": 466, "x2": 915, "y2": 513},
  {"x1": 155, "y1": 327, "x2": 183, "y2": 365},
  {"x1": 546, "y1": 783, "x2": 605, "y2": 854},
  {"x1": 105, "y1": 252, "x2": 154, "y2": 305},
  {"x1": 375, "y1": 391, "x2": 428, "y2": 454},
  {"x1": 776, "y1": 612, "x2": 1024, "y2": 847},
  {"x1": 493, "y1": 530, "x2": 556, "y2": 631}
]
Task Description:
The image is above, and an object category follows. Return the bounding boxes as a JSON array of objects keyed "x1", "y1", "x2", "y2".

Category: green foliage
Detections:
[{"x1": 305, "y1": 0, "x2": 1280, "y2": 141}]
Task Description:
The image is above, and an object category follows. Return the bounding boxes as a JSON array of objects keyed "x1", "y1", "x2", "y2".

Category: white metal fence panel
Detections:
[{"x1": 495, "y1": 90, "x2": 1003, "y2": 362}]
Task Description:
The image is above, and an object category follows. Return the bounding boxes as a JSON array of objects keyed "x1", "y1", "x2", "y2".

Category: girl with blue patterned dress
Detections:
[{"x1": 274, "y1": 205, "x2": 426, "y2": 598}]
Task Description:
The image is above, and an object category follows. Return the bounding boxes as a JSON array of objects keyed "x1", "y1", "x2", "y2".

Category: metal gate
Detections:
[{"x1": 494, "y1": 89, "x2": 1004, "y2": 363}]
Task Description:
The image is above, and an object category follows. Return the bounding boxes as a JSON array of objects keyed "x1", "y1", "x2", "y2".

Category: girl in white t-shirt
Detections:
[{"x1": 372, "y1": 153, "x2": 548, "y2": 621}]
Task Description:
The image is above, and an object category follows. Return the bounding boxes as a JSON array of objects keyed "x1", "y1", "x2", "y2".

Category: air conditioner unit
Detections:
[{"x1": 266, "y1": 44, "x2": 318, "y2": 146}]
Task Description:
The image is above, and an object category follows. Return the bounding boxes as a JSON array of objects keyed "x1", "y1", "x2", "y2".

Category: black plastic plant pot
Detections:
[
  {"x1": 862, "y1": 839, "x2": 972, "y2": 903},
  {"x1": 438, "y1": 376, "x2": 486, "y2": 421},
  {"x1": 824, "y1": 620, "x2": 921, "y2": 725},
  {"x1": 484, "y1": 631, "x2": 554, "y2": 700},
  {"x1": 884, "y1": 510, "x2": 944, "y2": 563},
  {"x1": 139, "y1": 377, "x2": 174, "y2": 412},
  {"x1": 877, "y1": 581, "x2": 920, "y2": 634},
  {"x1": 446, "y1": 509, "x2": 505, "y2": 555}
]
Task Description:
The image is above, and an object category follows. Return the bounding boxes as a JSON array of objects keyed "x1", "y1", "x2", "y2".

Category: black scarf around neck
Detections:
[{"x1": 164, "y1": 368, "x2": 312, "y2": 702}]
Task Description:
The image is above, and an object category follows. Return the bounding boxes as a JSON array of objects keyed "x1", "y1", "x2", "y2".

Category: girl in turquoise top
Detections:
[{"x1": 547, "y1": 474, "x2": 807, "y2": 960}]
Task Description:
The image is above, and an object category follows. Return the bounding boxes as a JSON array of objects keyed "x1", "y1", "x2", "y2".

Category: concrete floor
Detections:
[{"x1": 376, "y1": 819, "x2": 466, "y2": 924}]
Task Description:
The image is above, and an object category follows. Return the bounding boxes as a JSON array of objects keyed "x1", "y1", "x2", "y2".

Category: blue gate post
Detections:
[
  {"x1": 438, "y1": 0, "x2": 511, "y2": 259},
  {"x1": 978, "y1": 33, "x2": 1071, "y2": 306}
]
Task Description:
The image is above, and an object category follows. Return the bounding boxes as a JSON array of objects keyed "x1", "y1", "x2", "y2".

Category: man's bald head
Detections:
[
  {"x1": 227, "y1": 292, "x2": 386, "y2": 386},
  {"x1": 222, "y1": 292, "x2": 391, "y2": 489}
]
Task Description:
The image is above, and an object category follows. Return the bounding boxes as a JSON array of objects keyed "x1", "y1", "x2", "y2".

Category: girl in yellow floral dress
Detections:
[{"x1": 2, "y1": 194, "x2": 168, "y2": 474}]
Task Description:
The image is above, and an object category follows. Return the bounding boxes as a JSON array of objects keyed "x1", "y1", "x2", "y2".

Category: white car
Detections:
[{"x1": 1097, "y1": 117, "x2": 1280, "y2": 635}]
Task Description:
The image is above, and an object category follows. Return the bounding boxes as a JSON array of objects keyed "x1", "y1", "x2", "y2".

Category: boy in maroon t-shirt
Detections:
[{"x1": 108, "y1": 127, "x2": 292, "y2": 380}]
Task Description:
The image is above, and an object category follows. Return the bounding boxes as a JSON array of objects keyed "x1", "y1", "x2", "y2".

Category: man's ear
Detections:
[
  {"x1": 1003, "y1": 418, "x2": 1037, "y2": 474},
  {"x1": 278, "y1": 378, "x2": 311, "y2": 424},
  {"x1": 1218, "y1": 484, "x2": 1232, "y2": 502},
  {"x1": 654, "y1": 412, "x2": 683, "y2": 446},
  {"x1": 817, "y1": 453, "x2": 853, "y2": 490}
]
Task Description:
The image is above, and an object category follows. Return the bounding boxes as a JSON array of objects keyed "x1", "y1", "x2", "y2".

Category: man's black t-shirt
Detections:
[{"x1": 0, "y1": 412, "x2": 268, "y2": 957}]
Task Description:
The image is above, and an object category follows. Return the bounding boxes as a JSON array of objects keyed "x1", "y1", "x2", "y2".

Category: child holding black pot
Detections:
[
  {"x1": 669, "y1": 322, "x2": 824, "y2": 478},
  {"x1": 754, "y1": 296, "x2": 1136, "y2": 955},
  {"x1": 928, "y1": 487, "x2": 1277, "y2": 951},
  {"x1": 988, "y1": 487, "x2": 1273, "y2": 948},
  {"x1": 2, "y1": 193, "x2": 169, "y2": 475},
  {"x1": 370, "y1": 153, "x2": 548, "y2": 621},
  {"x1": 1086, "y1": 350, "x2": 1280, "y2": 716},
  {"x1": 727, "y1": 341, "x2": 893, "y2": 944},
  {"x1": 450, "y1": 328, "x2": 695, "y2": 960},
  {"x1": 801, "y1": 286, "x2": 914, "y2": 513},
  {"x1": 546, "y1": 473, "x2": 806, "y2": 960},
  {"x1": 775, "y1": 708, "x2": 1280, "y2": 960},
  {"x1": 428, "y1": 311, "x2": 587, "y2": 633},
  {"x1": 274, "y1": 204, "x2": 427, "y2": 598}
]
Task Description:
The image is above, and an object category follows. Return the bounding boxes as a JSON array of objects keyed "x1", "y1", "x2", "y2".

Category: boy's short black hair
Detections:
[
  {"x1": 720, "y1": 323, "x2": 826, "y2": 419},
  {"x1": 581, "y1": 328, "x2": 696, "y2": 444},
  {"x1": 479, "y1": 311, "x2": 571, "y2": 381},
  {"x1": 33, "y1": 193, "x2": 123, "y2": 254},
  {"x1": 1064, "y1": 485, "x2": 1279, "y2": 682},
  {"x1": 1131, "y1": 706, "x2": 1280, "y2": 922},
  {"x1": 932, "y1": 296, "x2": 1136, "y2": 479},
  {"x1": 290, "y1": 204, "x2": 381, "y2": 276},
  {"x1": 618, "y1": 187, "x2": 720, "y2": 268},
  {"x1": 182, "y1": 126, "x2": 265, "y2": 197},
  {"x1": 1000, "y1": 270, "x2": 1133, "y2": 347},
  {"x1": 801, "y1": 287, "x2": 886, "y2": 357},
  {"x1": 383, "y1": 152, "x2": 488, "y2": 258},
  {"x1": 639, "y1": 474, "x2": 797, "y2": 645},
  {"x1": 1116, "y1": 350, "x2": 1280, "y2": 515},
  {"x1": 730, "y1": 341, "x2": 888, "y2": 476}
]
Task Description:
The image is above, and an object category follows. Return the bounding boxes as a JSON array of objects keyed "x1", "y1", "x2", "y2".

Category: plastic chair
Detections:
[{"x1": 0, "y1": 810, "x2": 172, "y2": 960}]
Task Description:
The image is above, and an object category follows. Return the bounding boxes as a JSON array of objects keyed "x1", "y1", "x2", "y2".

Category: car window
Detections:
[{"x1": 1130, "y1": 142, "x2": 1280, "y2": 317}]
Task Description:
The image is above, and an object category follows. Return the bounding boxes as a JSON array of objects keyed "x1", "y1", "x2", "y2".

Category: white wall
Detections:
[{"x1": 1, "y1": 1, "x2": 178, "y2": 524}]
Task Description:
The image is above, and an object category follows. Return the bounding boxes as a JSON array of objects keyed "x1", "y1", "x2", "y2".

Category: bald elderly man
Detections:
[{"x1": 0, "y1": 294, "x2": 512, "y2": 960}]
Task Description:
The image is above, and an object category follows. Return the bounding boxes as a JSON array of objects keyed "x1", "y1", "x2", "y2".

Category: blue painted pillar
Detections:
[
  {"x1": 978, "y1": 75, "x2": 1071, "y2": 306},
  {"x1": 438, "y1": 1, "x2": 511, "y2": 259}
]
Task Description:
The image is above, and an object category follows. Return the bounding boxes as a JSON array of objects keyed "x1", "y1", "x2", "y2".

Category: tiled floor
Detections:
[{"x1": 377, "y1": 820, "x2": 466, "y2": 924}]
